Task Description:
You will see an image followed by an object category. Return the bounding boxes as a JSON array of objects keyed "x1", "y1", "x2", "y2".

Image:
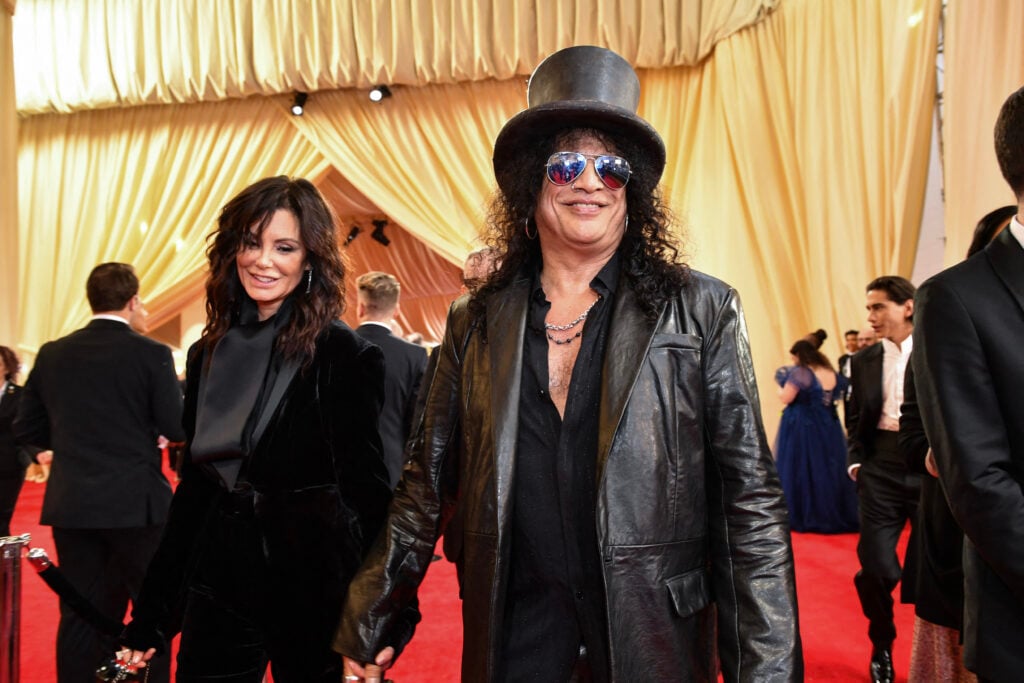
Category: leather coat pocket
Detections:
[{"x1": 666, "y1": 567, "x2": 711, "y2": 618}]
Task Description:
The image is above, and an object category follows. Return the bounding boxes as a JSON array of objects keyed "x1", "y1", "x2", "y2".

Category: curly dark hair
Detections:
[
  {"x1": 470, "y1": 126, "x2": 688, "y2": 328},
  {"x1": 994, "y1": 85, "x2": 1024, "y2": 198},
  {"x1": 0, "y1": 346, "x2": 19, "y2": 382},
  {"x1": 200, "y1": 176, "x2": 346, "y2": 366}
]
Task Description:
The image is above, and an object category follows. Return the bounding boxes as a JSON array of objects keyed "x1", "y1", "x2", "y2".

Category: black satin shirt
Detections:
[{"x1": 499, "y1": 255, "x2": 619, "y2": 682}]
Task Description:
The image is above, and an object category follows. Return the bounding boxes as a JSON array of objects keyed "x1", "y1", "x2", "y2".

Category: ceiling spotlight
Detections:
[
  {"x1": 371, "y1": 219, "x2": 391, "y2": 246},
  {"x1": 344, "y1": 225, "x2": 361, "y2": 246},
  {"x1": 368, "y1": 85, "x2": 392, "y2": 103},
  {"x1": 290, "y1": 92, "x2": 308, "y2": 116}
]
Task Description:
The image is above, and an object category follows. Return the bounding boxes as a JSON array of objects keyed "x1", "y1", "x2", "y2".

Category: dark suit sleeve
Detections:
[
  {"x1": 12, "y1": 346, "x2": 52, "y2": 451},
  {"x1": 147, "y1": 344, "x2": 185, "y2": 443},
  {"x1": 401, "y1": 347, "x2": 429, "y2": 453},
  {"x1": 899, "y1": 357, "x2": 930, "y2": 475},
  {"x1": 914, "y1": 277, "x2": 1024, "y2": 607},
  {"x1": 846, "y1": 352, "x2": 865, "y2": 469}
]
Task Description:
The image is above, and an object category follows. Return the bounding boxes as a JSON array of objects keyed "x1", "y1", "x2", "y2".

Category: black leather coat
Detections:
[{"x1": 336, "y1": 270, "x2": 802, "y2": 681}]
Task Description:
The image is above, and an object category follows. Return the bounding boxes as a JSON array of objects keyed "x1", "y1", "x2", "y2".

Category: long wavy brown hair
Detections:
[
  {"x1": 200, "y1": 176, "x2": 346, "y2": 365},
  {"x1": 470, "y1": 126, "x2": 689, "y2": 330}
]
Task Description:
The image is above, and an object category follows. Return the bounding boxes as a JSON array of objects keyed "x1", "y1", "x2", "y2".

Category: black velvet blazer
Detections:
[{"x1": 125, "y1": 321, "x2": 391, "y2": 650}]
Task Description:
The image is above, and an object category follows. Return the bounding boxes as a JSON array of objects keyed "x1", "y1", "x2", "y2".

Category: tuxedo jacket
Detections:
[
  {"x1": 14, "y1": 319, "x2": 185, "y2": 528},
  {"x1": 356, "y1": 324, "x2": 427, "y2": 488},
  {"x1": 913, "y1": 228, "x2": 1024, "y2": 679},
  {"x1": 846, "y1": 341, "x2": 885, "y2": 468}
]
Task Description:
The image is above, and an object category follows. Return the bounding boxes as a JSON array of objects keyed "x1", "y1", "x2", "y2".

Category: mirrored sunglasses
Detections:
[{"x1": 545, "y1": 152, "x2": 632, "y2": 190}]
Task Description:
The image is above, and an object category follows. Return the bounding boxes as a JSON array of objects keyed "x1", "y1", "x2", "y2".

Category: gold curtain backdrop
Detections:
[
  {"x1": 13, "y1": 0, "x2": 948, "y2": 446},
  {"x1": 12, "y1": 0, "x2": 778, "y2": 116},
  {"x1": 1, "y1": 1, "x2": 17, "y2": 344},
  {"x1": 942, "y1": 1, "x2": 1024, "y2": 266}
]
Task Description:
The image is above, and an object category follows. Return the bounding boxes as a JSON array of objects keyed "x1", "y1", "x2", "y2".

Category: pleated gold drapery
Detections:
[
  {"x1": 942, "y1": 2, "x2": 1024, "y2": 266},
  {"x1": 643, "y1": 0, "x2": 939, "y2": 415},
  {"x1": 13, "y1": 0, "x2": 943, "y2": 445},
  {"x1": 12, "y1": 0, "x2": 778, "y2": 116},
  {"x1": 17, "y1": 96, "x2": 328, "y2": 345},
  {"x1": 1, "y1": 0, "x2": 17, "y2": 345}
]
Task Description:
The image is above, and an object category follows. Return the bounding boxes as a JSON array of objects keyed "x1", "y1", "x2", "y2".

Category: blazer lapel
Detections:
[
  {"x1": 250, "y1": 358, "x2": 300, "y2": 450},
  {"x1": 987, "y1": 228, "x2": 1024, "y2": 316},
  {"x1": 596, "y1": 278, "x2": 660, "y2": 488},
  {"x1": 486, "y1": 277, "x2": 530, "y2": 528}
]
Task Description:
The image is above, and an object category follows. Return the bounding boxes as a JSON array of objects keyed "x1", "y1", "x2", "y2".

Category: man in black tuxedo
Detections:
[
  {"x1": 913, "y1": 85, "x2": 1024, "y2": 682},
  {"x1": 355, "y1": 271, "x2": 427, "y2": 489},
  {"x1": 846, "y1": 275, "x2": 921, "y2": 683},
  {"x1": 837, "y1": 328, "x2": 858, "y2": 426},
  {"x1": 15, "y1": 263, "x2": 184, "y2": 683},
  {"x1": 837, "y1": 328, "x2": 858, "y2": 377}
]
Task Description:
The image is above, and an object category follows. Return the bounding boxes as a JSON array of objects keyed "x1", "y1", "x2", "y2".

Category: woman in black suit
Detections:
[
  {"x1": 117, "y1": 176, "x2": 392, "y2": 682},
  {"x1": 0, "y1": 345, "x2": 32, "y2": 537}
]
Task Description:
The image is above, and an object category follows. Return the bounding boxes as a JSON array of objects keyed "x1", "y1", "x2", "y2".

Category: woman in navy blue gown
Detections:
[{"x1": 775, "y1": 339, "x2": 859, "y2": 533}]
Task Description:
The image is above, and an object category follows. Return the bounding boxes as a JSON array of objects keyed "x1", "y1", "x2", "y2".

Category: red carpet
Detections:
[{"x1": 10, "y1": 480, "x2": 912, "y2": 681}]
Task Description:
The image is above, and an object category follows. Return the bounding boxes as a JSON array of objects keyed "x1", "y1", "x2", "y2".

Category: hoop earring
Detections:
[
  {"x1": 524, "y1": 218, "x2": 537, "y2": 240},
  {"x1": 624, "y1": 215, "x2": 629, "y2": 232},
  {"x1": 304, "y1": 268, "x2": 313, "y2": 294}
]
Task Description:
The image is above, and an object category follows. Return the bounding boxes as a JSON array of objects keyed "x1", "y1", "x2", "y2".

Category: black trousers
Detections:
[
  {"x1": 174, "y1": 488, "x2": 344, "y2": 683},
  {"x1": 0, "y1": 474, "x2": 24, "y2": 537},
  {"x1": 854, "y1": 431, "x2": 921, "y2": 648},
  {"x1": 51, "y1": 525, "x2": 169, "y2": 683}
]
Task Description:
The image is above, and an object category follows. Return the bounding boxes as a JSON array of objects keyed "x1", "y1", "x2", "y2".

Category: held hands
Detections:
[
  {"x1": 96, "y1": 648, "x2": 156, "y2": 681},
  {"x1": 342, "y1": 647, "x2": 395, "y2": 682}
]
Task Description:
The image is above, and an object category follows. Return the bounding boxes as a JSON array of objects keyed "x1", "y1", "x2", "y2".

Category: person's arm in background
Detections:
[
  {"x1": 12, "y1": 345, "x2": 52, "y2": 454},
  {"x1": 898, "y1": 357, "x2": 932, "y2": 476},
  {"x1": 846, "y1": 353, "x2": 865, "y2": 481}
]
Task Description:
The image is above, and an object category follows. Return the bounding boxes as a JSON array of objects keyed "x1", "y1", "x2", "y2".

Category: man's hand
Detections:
[{"x1": 342, "y1": 647, "x2": 395, "y2": 682}]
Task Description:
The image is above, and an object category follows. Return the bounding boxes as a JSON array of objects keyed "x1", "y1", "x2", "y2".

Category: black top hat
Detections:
[{"x1": 492, "y1": 45, "x2": 666, "y2": 194}]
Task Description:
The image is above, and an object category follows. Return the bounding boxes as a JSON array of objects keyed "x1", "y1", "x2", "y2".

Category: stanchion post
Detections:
[{"x1": 0, "y1": 534, "x2": 29, "y2": 683}]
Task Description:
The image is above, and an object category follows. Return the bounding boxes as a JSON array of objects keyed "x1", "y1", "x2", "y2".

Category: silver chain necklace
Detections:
[{"x1": 544, "y1": 295, "x2": 602, "y2": 332}]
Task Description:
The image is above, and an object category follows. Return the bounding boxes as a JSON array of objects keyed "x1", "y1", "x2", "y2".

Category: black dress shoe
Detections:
[{"x1": 869, "y1": 647, "x2": 893, "y2": 683}]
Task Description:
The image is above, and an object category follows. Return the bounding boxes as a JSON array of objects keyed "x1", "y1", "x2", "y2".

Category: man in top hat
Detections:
[{"x1": 335, "y1": 46, "x2": 802, "y2": 682}]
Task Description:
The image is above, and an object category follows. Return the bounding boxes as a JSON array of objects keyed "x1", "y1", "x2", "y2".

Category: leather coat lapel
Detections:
[
  {"x1": 597, "y1": 278, "x2": 660, "y2": 488},
  {"x1": 487, "y1": 277, "x2": 530, "y2": 527},
  {"x1": 987, "y1": 228, "x2": 1024, "y2": 316}
]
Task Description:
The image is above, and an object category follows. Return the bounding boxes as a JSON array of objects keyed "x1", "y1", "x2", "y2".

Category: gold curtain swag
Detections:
[{"x1": 12, "y1": 0, "x2": 778, "y2": 116}]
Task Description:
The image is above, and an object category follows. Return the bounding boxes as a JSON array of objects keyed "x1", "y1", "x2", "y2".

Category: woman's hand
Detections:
[
  {"x1": 342, "y1": 647, "x2": 395, "y2": 682},
  {"x1": 123, "y1": 648, "x2": 156, "y2": 668}
]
